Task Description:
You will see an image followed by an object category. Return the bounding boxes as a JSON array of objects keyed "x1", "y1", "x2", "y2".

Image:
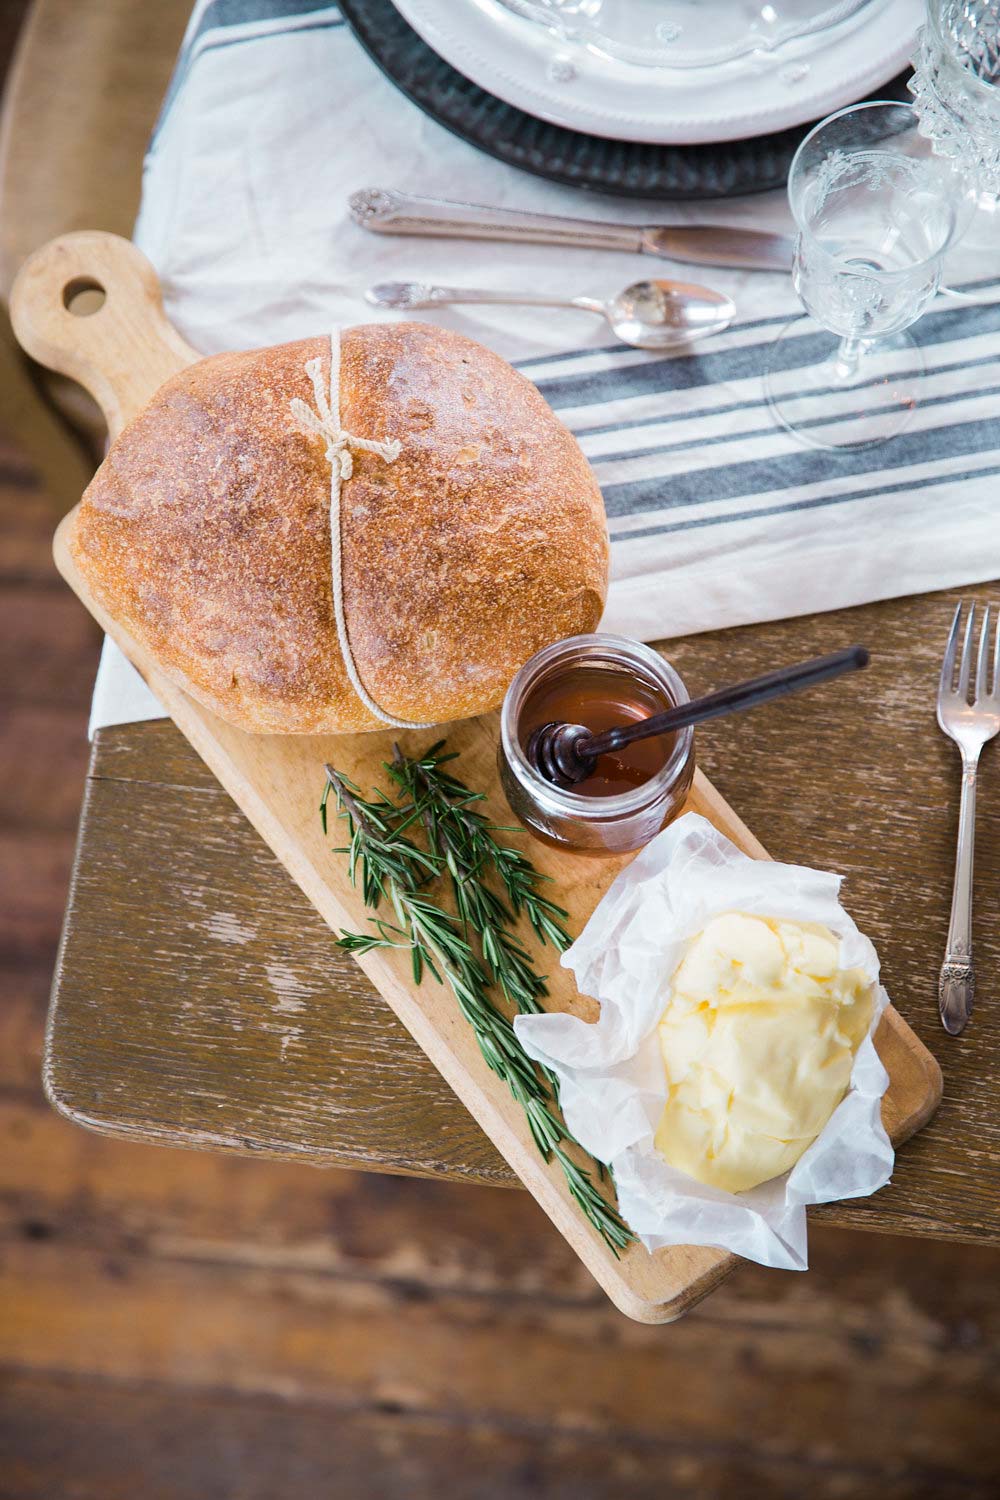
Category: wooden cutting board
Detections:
[{"x1": 12, "y1": 231, "x2": 943, "y2": 1323}]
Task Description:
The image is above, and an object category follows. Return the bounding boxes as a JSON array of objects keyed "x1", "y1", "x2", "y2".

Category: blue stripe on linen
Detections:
[
  {"x1": 595, "y1": 380, "x2": 1000, "y2": 466},
  {"x1": 514, "y1": 276, "x2": 1000, "y2": 374},
  {"x1": 568, "y1": 347, "x2": 1000, "y2": 442},
  {"x1": 610, "y1": 461, "x2": 1000, "y2": 541},
  {"x1": 600, "y1": 411, "x2": 1000, "y2": 521},
  {"x1": 530, "y1": 298, "x2": 1000, "y2": 411},
  {"x1": 181, "y1": 0, "x2": 342, "y2": 61}
]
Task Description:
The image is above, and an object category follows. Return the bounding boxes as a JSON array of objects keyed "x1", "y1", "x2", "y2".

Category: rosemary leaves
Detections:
[{"x1": 320, "y1": 743, "x2": 634, "y2": 1255}]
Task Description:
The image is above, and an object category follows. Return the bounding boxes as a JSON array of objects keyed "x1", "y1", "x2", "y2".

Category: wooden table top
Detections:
[{"x1": 48, "y1": 582, "x2": 1000, "y2": 1245}]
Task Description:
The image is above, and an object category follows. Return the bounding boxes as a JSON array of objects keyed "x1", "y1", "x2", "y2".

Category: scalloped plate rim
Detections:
[{"x1": 390, "y1": 0, "x2": 921, "y2": 144}]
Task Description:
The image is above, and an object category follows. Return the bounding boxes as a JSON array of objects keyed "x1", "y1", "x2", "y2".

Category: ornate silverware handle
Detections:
[
  {"x1": 351, "y1": 188, "x2": 645, "y2": 252},
  {"x1": 367, "y1": 280, "x2": 600, "y2": 313},
  {"x1": 939, "y1": 756, "x2": 978, "y2": 1035},
  {"x1": 350, "y1": 189, "x2": 793, "y2": 270},
  {"x1": 351, "y1": 189, "x2": 793, "y2": 270}
]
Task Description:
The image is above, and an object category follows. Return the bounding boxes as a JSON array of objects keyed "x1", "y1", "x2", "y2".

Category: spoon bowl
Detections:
[
  {"x1": 364, "y1": 276, "x2": 736, "y2": 351},
  {"x1": 605, "y1": 279, "x2": 735, "y2": 350}
]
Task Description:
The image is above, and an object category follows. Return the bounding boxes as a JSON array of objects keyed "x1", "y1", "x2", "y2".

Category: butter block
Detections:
[{"x1": 655, "y1": 912, "x2": 874, "y2": 1194}]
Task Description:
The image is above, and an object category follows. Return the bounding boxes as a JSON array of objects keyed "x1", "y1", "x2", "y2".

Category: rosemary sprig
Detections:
[
  {"x1": 387, "y1": 740, "x2": 573, "y2": 959},
  {"x1": 323, "y1": 758, "x2": 633, "y2": 1255}
]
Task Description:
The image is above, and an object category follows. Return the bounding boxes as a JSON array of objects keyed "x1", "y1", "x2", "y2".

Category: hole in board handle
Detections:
[{"x1": 62, "y1": 277, "x2": 106, "y2": 317}]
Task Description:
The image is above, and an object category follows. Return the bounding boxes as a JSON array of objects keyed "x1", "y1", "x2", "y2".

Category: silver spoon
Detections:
[{"x1": 364, "y1": 278, "x2": 735, "y2": 351}]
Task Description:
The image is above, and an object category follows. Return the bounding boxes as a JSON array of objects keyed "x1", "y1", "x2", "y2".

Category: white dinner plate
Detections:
[{"x1": 389, "y1": 0, "x2": 921, "y2": 145}]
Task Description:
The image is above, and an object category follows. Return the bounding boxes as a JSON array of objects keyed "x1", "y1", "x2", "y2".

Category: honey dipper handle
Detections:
[
  {"x1": 584, "y1": 646, "x2": 871, "y2": 758},
  {"x1": 9, "y1": 232, "x2": 200, "y2": 439}
]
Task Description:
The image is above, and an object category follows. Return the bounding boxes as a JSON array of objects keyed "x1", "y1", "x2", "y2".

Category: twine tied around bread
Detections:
[
  {"x1": 290, "y1": 331, "x2": 432, "y2": 730},
  {"x1": 289, "y1": 352, "x2": 402, "y2": 483}
]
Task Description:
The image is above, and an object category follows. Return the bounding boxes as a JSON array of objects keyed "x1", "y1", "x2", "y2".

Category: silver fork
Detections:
[{"x1": 936, "y1": 601, "x2": 1000, "y2": 1035}]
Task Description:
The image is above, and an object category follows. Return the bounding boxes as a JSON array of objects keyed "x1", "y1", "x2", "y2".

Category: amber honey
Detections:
[
  {"x1": 499, "y1": 634, "x2": 696, "y2": 856},
  {"x1": 520, "y1": 665, "x2": 675, "y2": 798}
]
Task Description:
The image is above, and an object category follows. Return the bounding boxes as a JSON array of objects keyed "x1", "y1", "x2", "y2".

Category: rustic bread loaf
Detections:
[{"x1": 69, "y1": 322, "x2": 609, "y2": 733}]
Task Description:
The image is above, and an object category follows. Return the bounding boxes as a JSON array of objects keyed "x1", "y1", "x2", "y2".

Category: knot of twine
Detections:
[
  {"x1": 289, "y1": 332, "x2": 430, "y2": 731},
  {"x1": 289, "y1": 355, "x2": 402, "y2": 483}
]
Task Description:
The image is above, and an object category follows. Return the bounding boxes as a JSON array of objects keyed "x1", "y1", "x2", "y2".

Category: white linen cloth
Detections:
[{"x1": 90, "y1": 0, "x2": 1000, "y2": 734}]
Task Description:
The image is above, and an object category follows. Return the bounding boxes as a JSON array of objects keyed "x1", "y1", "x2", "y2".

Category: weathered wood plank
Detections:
[
  {"x1": 1, "y1": 1230, "x2": 998, "y2": 1483},
  {"x1": 0, "y1": 0, "x2": 190, "y2": 297},
  {"x1": 2, "y1": 1096, "x2": 998, "y2": 1315},
  {"x1": 48, "y1": 769, "x2": 512, "y2": 1183},
  {"x1": 0, "y1": 582, "x2": 101, "y2": 707},
  {"x1": 3, "y1": 1369, "x2": 997, "y2": 1500},
  {"x1": 0, "y1": 703, "x2": 94, "y2": 830},
  {"x1": 0, "y1": 982, "x2": 49, "y2": 1092},
  {"x1": 2, "y1": 1366, "x2": 998, "y2": 1500},
  {"x1": 0, "y1": 828, "x2": 78, "y2": 959},
  {"x1": 3, "y1": 1092, "x2": 999, "y2": 1495},
  {"x1": 49, "y1": 584, "x2": 999, "y2": 1241},
  {"x1": 0, "y1": 467, "x2": 63, "y2": 581}
]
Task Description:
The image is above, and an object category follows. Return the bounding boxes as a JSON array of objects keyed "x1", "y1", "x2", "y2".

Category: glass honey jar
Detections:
[{"x1": 498, "y1": 634, "x2": 696, "y2": 855}]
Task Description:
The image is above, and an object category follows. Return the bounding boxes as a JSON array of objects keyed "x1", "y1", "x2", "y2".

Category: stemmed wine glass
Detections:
[
  {"x1": 910, "y1": 0, "x2": 1000, "y2": 205},
  {"x1": 764, "y1": 101, "x2": 966, "y2": 451}
]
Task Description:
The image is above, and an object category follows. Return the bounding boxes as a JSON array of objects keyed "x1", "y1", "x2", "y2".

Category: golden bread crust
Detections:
[{"x1": 70, "y1": 323, "x2": 609, "y2": 733}]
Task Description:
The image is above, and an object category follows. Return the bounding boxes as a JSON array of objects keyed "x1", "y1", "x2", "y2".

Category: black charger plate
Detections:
[{"x1": 338, "y1": 0, "x2": 911, "y2": 200}]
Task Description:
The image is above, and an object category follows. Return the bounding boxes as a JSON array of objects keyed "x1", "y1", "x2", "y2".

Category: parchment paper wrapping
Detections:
[{"x1": 514, "y1": 813, "x2": 894, "y2": 1269}]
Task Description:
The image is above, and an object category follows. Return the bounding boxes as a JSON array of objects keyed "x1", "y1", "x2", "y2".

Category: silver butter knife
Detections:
[{"x1": 350, "y1": 188, "x2": 793, "y2": 274}]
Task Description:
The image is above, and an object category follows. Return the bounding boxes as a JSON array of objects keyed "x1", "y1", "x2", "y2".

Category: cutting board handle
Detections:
[{"x1": 10, "y1": 231, "x2": 200, "y2": 439}]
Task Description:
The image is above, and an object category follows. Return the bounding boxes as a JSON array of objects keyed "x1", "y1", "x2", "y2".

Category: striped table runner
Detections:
[{"x1": 90, "y1": 0, "x2": 1000, "y2": 730}]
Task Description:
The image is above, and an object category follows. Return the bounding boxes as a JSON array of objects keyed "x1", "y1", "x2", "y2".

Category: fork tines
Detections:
[{"x1": 939, "y1": 601, "x2": 1000, "y2": 707}]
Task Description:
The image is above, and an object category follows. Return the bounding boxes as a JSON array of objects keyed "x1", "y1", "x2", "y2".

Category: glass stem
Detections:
[{"x1": 833, "y1": 335, "x2": 866, "y2": 382}]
